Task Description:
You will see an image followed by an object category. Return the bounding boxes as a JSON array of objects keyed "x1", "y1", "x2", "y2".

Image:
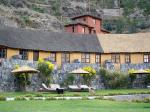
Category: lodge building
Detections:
[{"x1": 0, "y1": 14, "x2": 150, "y2": 70}]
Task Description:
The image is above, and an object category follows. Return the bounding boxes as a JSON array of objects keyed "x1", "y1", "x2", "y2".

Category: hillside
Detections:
[{"x1": 0, "y1": 0, "x2": 149, "y2": 33}]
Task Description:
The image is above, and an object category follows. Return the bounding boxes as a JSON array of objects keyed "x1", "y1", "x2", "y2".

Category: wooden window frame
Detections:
[
  {"x1": 95, "y1": 54, "x2": 101, "y2": 63},
  {"x1": 33, "y1": 51, "x2": 39, "y2": 61},
  {"x1": 111, "y1": 54, "x2": 120, "y2": 63},
  {"x1": 143, "y1": 54, "x2": 150, "y2": 63},
  {"x1": 61, "y1": 52, "x2": 70, "y2": 63},
  {"x1": 125, "y1": 54, "x2": 131, "y2": 63},
  {"x1": 50, "y1": 52, "x2": 56, "y2": 62},
  {"x1": 19, "y1": 49, "x2": 28, "y2": 60},
  {"x1": 81, "y1": 53, "x2": 90, "y2": 63},
  {"x1": 72, "y1": 26, "x2": 75, "y2": 33},
  {"x1": 0, "y1": 47, "x2": 7, "y2": 59}
]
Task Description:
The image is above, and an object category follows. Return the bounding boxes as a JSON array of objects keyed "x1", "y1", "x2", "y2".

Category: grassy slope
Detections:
[
  {"x1": 0, "y1": 100, "x2": 149, "y2": 112},
  {"x1": 0, "y1": 89, "x2": 150, "y2": 97}
]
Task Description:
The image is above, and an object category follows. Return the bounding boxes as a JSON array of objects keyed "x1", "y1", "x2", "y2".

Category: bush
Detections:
[
  {"x1": 29, "y1": 97, "x2": 34, "y2": 100},
  {"x1": 95, "y1": 96, "x2": 104, "y2": 100},
  {"x1": 38, "y1": 58, "x2": 54, "y2": 85},
  {"x1": 82, "y1": 66, "x2": 96, "y2": 86},
  {"x1": 0, "y1": 96, "x2": 6, "y2": 101},
  {"x1": 46, "y1": 97, "x2": 56, "y2": 100},
  {"x1": 132, "y1": 98, "x2": 150, "y2": 103},
  {"x1": 15, "y1": 96, "x2": 26, "y2": 101},
  {"x1": 35, "y1": 93, "x2": 43, "y2": 97},
  {"x1": 73, "y1": 93, "x2": 81, "y2": 97},
  {"x1": 24, "y1": 94, "x2": 33, "y2": 97},
  {"x1": 82, "y1": 97, "x2": 89, "y2": 100},
  {"x1": 64, "y1": 74, "x2": 75, "y2": 86},
  {"x1": 99, "y1": 68, "x2": 129, "y2": 89}
]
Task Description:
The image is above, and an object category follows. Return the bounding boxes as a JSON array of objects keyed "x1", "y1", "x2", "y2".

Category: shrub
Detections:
[
  {"x1": 46, "y1": 97, "x2": 56, "y2": 100},
  {"x1": 29, "y1": 97, "x2": 34, "y2": 100},
  {"x1": 24, "y1": 94, "x2": 33, "y2": 97},
  {"x1": 15, "y1": 96, "x2": 26, "y2": 101},
  {"x1": 37, "y1": 58, "x2": 54, "y2": 85},
  {"x1": 99, "y1": 68, "x2": 129, "y2": 89},
  {"x1": 82, "y1": 66, "x2": 96, "y2": 86},
  {"x1": 143, "y1": 98, "x2": 150, "y2": 103},
  {"x1": 82, "y1": 97, "x2": 89, "y2": 100},
  {"x1": 13, "y1": 65, "x2": 31, "y2": 92},
  {"x1": 95, "y1": 96, "x2": 104, "y2": 100},
  {"x1": 35, "y1": 93, "x2": 43, "y2": 97},
  {"x1": 0, "y1": 96, "x2": 6, "y2": 101},
  {"x1": 73, "y1": 93, "x2": 81, "y2": 97},
  {"x1": 64, "y1": 74, "x2": 75, "y2": 86}
]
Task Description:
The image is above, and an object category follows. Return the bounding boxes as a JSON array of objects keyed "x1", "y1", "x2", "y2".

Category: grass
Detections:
[
  {"x1": 0, "y1": 100, "x2": 150, "y2": 112},
  {"x1": 0, "y1": 89, "x2": 150, "y2": 97}
]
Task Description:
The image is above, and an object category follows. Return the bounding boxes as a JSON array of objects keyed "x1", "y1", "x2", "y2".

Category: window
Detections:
[
  {"x1": 50, "y1": 52, "x2": 56, "y2": 62},
  {"x1": 83, "y1": 18, "x2": 86, "y2": 21},
  {"x1": 61, "y1": 52, "x2": 70, "y2": 63},
  {"x1": 92, "y1": 30, "x2": 96, "y2": 34},
  {"x1": 93, "y1": 19, "x2": 96, "y2": 24},
  {"x1": 95, "y1": 54, "x2": 101, "y2": 63},
  {"x1": 0, "y1": 48, "x2": 7, "y2": 58},
  {"x1": 72, "y1": 26, "x2": 75, "y2": 32},
  {"x1": 33, "y1": 51, "x2": 39, "y2": 61},
  {"x1": 89, "y1": 29, "x2": 92, "y2": 34},
  {"x1": 19, "y1": 49, "x2": 28, "y2": 60},
  {"x1": 82, "y1": 27, "x2": 86, "y2": 34},
  {"x1": 81, "y1": 53, "x2": 90, "y2": 63},
  {"x1": 125, "y1": 54, "x2": 131, "y2": 63},
  {"x1": 144, "y1": 54, "x2": 150, "y2": 63},
  {"x1": 111, "y1": 54, "x2": 120, "y2": 63}
]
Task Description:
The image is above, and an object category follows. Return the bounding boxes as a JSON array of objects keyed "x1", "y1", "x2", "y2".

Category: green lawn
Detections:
[
  {"x1": 0, "y1": 100, "x2": 149, "y2": 112},
  {"x1": 0, "y1": 89, "x2": 150, "y2": 97}
]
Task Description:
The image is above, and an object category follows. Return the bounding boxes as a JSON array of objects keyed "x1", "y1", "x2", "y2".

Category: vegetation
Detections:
[
  {"x1": 0, "y1": 100, "x2": 149, "y2": 112},
  {"x1": 13, "y1": 65, "x2": 31, "y2": 92},
  {"x1": 99, "y1": 68, "x2": 129, "y2": 89},
  {"x1": 64, "y1": 74, "x2": 75, "y2": 86},
  {"x1": 82, "y1": 66, "x2": 96, "y2": 86},
  {"x1": 0, "y1": 89, "x2": 150, "y2": 97},
  {"x1": 0, "y1": 96, "x2": 6, "y2": 101},
  {"x1": 37, "y1": 58, "x2": 54, "y2": 85}
]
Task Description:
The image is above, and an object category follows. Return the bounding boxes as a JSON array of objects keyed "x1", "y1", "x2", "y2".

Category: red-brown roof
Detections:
[
  {"x1": 65, "y1": 21, "x2": 94, "y2": 28},
  {"x1": 71, "y1": 13, "x2": 102, "y2": 20}
]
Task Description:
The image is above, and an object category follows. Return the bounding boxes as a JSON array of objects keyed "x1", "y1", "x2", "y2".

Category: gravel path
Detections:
[
  {"x1": 6, "y1": 94, "x2": 150, "y2": 101},
  {"x1": 104, "y1": 94, "x2": 150, "y2": 101}
]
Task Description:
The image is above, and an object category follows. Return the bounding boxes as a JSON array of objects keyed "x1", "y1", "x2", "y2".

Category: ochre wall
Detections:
[
  {"x1": 101, "y1": 54, "x2": 111, "y2": 65},
  {"x1": 101, "y1": 53, "x2": 144, "y2": 65},
  {"x1": 7, "y1": 48, "x2": 19, "y2": 59},
  {"x1": 28, "y1": 51, "x2": 33, "y2": 61},
  {"x1": 56, "y1": 52, "x2": 62, "y2": 66},
  {"x1": 39, "y1": 51, "x2": 50, "y2": 59},
  {"x1": 70, "y1": 53, "x2": 81, "y2": 62},
  {"x1": 6, "y1": 48, "x2": 146, "y2": 67},
  {"x1": 131, "y1": 53, "x2": 143, "y2": 64}
]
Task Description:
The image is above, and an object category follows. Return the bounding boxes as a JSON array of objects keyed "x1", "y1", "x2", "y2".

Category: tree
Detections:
[
  {"x1": 128, "y1": 69, "x2": 137, "y2": 88},
  {"x1": 37, "y1": 58, "x2": 54, "y2": 85},
  {"x1": 99, "y1": 68, "x2": 129, "y2": 89},
  {"x1": 14, "y1": 65, "x2": 31, "y2": 91},
  {"x1": 82, "y1": 66, "x2": 96, "y2": 86}
]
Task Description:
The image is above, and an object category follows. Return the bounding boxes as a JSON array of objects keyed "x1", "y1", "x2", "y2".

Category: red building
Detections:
[{"x1": 65, "y1": 13, "x2": 109, "y2": 34}]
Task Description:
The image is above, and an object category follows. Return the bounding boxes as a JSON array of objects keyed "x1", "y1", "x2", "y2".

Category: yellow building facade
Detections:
[{"x1": 4, "y1": 48, "x2": 147, "y2": 67}]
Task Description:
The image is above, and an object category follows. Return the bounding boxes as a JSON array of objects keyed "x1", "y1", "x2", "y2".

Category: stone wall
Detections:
[
  {"x1": 1, "y1": 59, "x2": 149, "y2": 91},
  {"x1": 0, "y1": 59, "x2": 101, "y2": 92},
  {"x1": 120, "y1": 63, "x2": 150, "y2": 73},
  {"x1": 0, "y1": 59, "x2": 39, "y2": 92}
]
